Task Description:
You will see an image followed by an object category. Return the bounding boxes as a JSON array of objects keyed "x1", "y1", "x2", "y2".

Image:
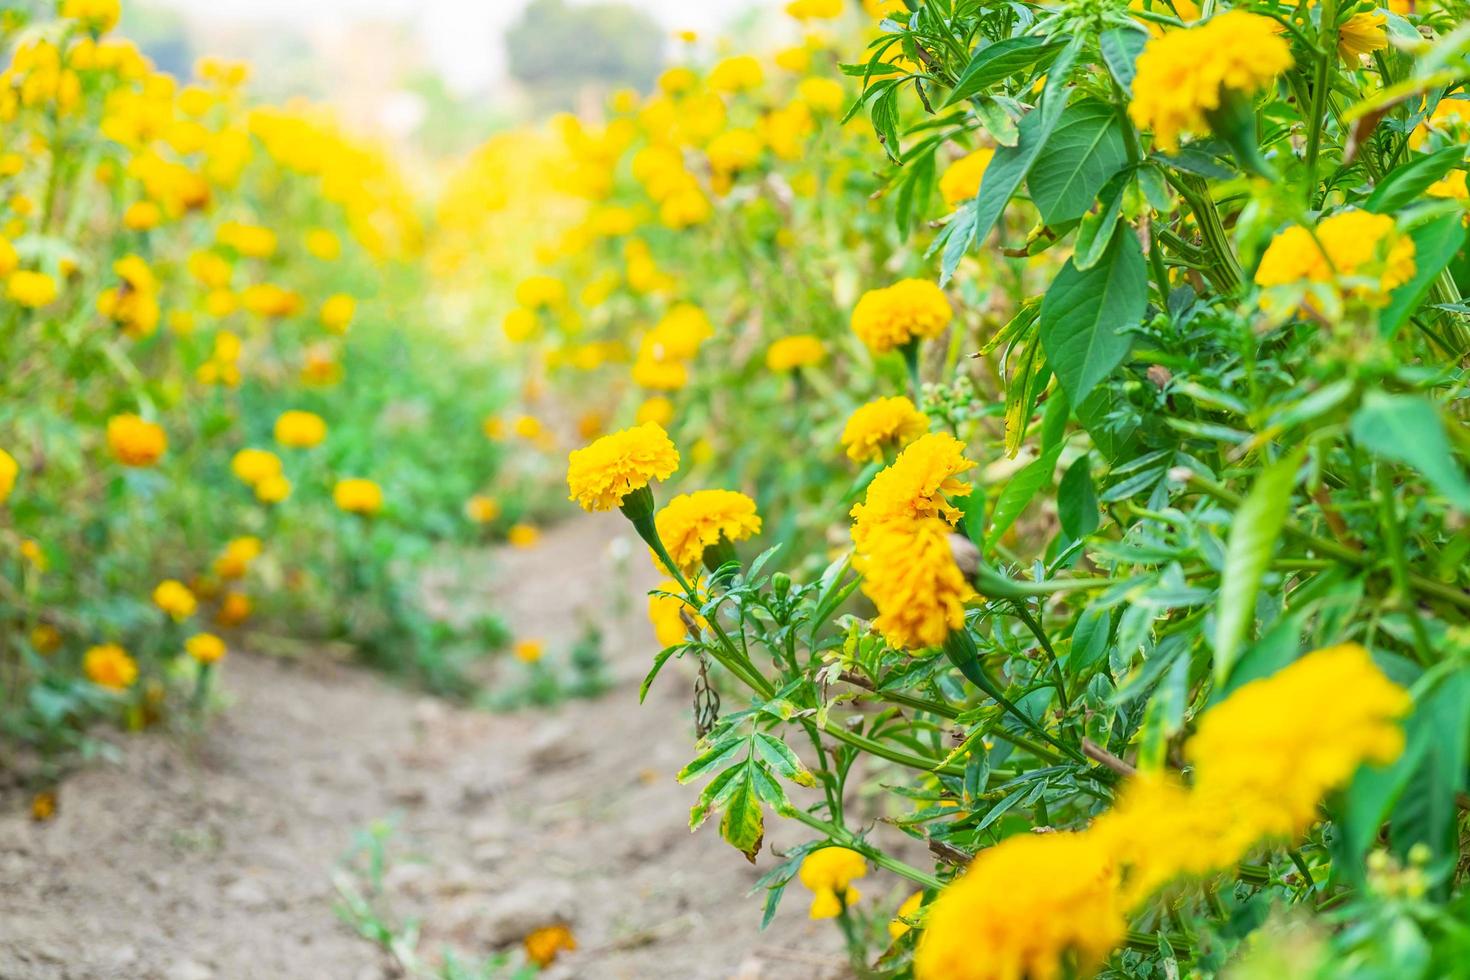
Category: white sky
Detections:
[{"x1": 149, "y1": 0, "x2": 775, "y2": 92}]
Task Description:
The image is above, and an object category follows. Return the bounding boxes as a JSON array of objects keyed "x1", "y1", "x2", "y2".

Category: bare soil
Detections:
[{"x1": 0, "y1": 516, "x2": 849, "y2": 980}]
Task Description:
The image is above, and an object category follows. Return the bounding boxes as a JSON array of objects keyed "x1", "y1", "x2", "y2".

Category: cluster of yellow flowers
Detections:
[{"x1": 914, "y1": 645, "x2": 1410, "y2": 978}]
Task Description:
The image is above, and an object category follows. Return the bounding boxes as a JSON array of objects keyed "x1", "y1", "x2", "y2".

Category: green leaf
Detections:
[
  {"x1": 986, "y1": 446, "x2": 1061, "y2": 549},
  {"x1": 1073, "y1": 172, "x2": 1127, "y2": 271},
  {"x1": 1351, "y1": 391, "x2": 1470, "y2": 510},
  {"x1": 1213, "y1": 449, "x2": 1303, "y2": 684},
  {"x1": 677, "y1": 736, "x2": 747, "y2": 784},
  {"x1": 754, "y1": 733, "x2": 816, "y2": 787},
  {"x1": 1365, "y1": 146, "x2": 1466, "y2": 214},
  {"x1": 944, "y1": 36, "x2": 1061, "y2": 106},
  {"x1": 1389, "y1": 671, "x2": 1470, "y2": 877},
  {"x1": 1025, "y1": 101, "x2": 1129, "y2": 226},
  {"x1": 640, "y1": 645, "x2": 681, "y2": 703},
  {"x1": 1378, "y1": 212, "x2": 1467, "y2": 338},
  {"x1": 1038, "y1": 224, "x2": 1148, "y2": 405},
  {"x1": 1067, "y1": 606, "x2": 1111, "y2": 676},
  {"x1": 1058, "y1": 453, "x2": 1099, "y2": 539},
  {"x1": 719, "y1": 767, "x2": 765, "y2": 863},
  {"x1": 960, "y1": 37, "x2": 1082, "y2": 272},
  {"x1": 1099, "y1": 26, "x2": 1148, "y2": 92}
]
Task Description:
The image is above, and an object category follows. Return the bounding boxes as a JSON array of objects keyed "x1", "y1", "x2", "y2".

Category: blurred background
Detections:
[{"x1": 128, "y1": 0, "x2": 784, "y2": 159}]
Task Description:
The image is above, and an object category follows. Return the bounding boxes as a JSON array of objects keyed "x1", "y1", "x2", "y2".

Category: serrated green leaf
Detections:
[
  {"x1": 1351, "y1": 391, "x2": 1470, "y2": 510},
  {"x1": 719, "y1": 768, "x2": 765, "y2": 863},
  {"x1": 944, "y1": 35, "x2": 1060, "y2": 106},
  {"x1": 1025, "y1": 100, "x2": 1129, "y2": 226},
  {"x1": 754, "y1": 733, "x2": 816, "y2": 787},
  {"x1": 1038, "y1": 224, "x2": 1147, "y2": 405}
]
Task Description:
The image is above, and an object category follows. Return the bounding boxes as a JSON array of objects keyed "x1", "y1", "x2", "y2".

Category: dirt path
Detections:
[{"x1": 0, "y1": 517, "x2": 846, "y2": 980}]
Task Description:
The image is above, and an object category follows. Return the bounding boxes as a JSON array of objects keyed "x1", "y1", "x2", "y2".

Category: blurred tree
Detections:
[{"x1": 505, "y1": 0, "x2": 664, "y2": 110}]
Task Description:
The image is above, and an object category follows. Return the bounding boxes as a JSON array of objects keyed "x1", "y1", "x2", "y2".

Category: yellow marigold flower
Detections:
[
  {"x1": 840, "y1": 396, "x2": 930, "y2": 463},
  {"x1": 523, "y1": 924, "x2": 577, "y2": 968},
  {"x1": 320, "y1": 293, "x2": 355, "y2": 334},
  {"x1": 1339, "y1": 12, "x2": 1388, "y2": 60},
  {"x1": 502, "y1": 307, "x2": 537, "y2": 343},
  {"x1": 1254, "y1": 209, "x2": 1416, "y2": 310},
  {"x1": 658, "y1": 66, "x2": 697, "y2": 94},
  {"x1": 798, "y1": 847, "x2": 867, "y2": 919},
  {"x1": 185, "y1": 632, "x2": 227, "y2": 664},
  {"x1": 649, "y1": 303, "x2": 714, "y2": 360},
  {"x1": 888, "y1": 891, "x2": 925, "y2": 940},
  {"x1": 1428, "y1": 169, "x2": 1468, "y2": 203},
  {"x1": 508, "y1": 523, "x2": 540, "y2": 548},
  {"x1": 213, "y1": 536, "x2": 262, "y2": 580},
  {"x1": 939, "y1": 147, "x2": 994, "y2": 208},
  {"x1": 482, "y1": 416, "x2": 505, "y2": 441},
  {"x1": 231, "y1": 448, "x2": 282, "y2": 487},
  {"x1": 513, "y1": 415, "x2": 542, "y2": 440},
  {"x1": 0, "y1": 447, "x2": 17, "y2": 503},
  {"x1": 652, "y1": 489, "x2": 762, "y2": 575},
  {"x1": 153, "y1": 579, "x2": 197, "y2": 621},
  {"x1": 637, "y1": 396, "x2": 675, "y2": 428},
  {"x1": 274, "y1": 410, "x2": 327, "y2": 449},
  {"x1": 797, "y1": 77, "x2": 846, "y2": 115},
  {"x1": 255, "y1": 474, "x2": 291, "y2": 504},
  {"x1": 1189, "y1": 643, "x2": 1409, "y2": 854},
  {"x1": 123, "y1": 199, "x2": 161, "y2": 230},
  {"x1": 7, "y1": 269, "x2": 58, "y2": 308},
  {"x1": 305, "y1": 227, "x2": 341, "y2": 260},
  {"x1": 216, "y1": 220, "x2": 276, "y2": 258},
  {"x1": 20, "y1": 538, "x2": 44, "y2": 570},
  {"x1": 513, "y1": 639, "x2": 543, "y2": 663},
  {"x1": 648, "y1": 579, "x2": 704, "y2": 647},
  {"x1": 514, "y1": 274, "x2": 566, "y2": 310},
  {"x1": 0, "y1": 237, "x2": 18, "y2": 278},
  {"x1": 241, "y1": 282, "x2": 302, "y2": 318},
  {"x1": 188, "y1": 250, "x2": 231, "y2": 289},
  {"x1": 915, "y1": 831, "x2": 1125, "y2": 980},
  {"x1": 850, "y1": 432, "x2": 974, "y2": 544},
  {"x1": 632, "y1": 351, "x2": 690, "y2": 391},
  {"x1": 84, "y1": 643, "x2": 137, "y2": 690},
  {"x1": 855, "y1": 516, "x2": 974, "y2": 651},
  {"x1": 333, "y1": 478, "x2": 383, "y2": 516},
  {"x1": 216, "y1": 590, "x2": 252, "y2": 627},
  {"x1": 706, "y1": 128, "x2": 763, "y2": 175},
  {"x1": 465, "y1": 494, "x2": 501, "y2": 524},
  {"x1": 29, "y1": 623, "x2": 61, "y2": 654},
  {"x1": 1129, "y1": 11, "x2": 1292, "y2": 152},
  {"x1": 787, "y1": 0, "x2": 843, "y2": 19},
  {"x1": 850, "y1": 279, "x2": 953, "y2": 354},
  {"x1": 708, "y1": 55, "x2": 764, "y2": 94},
  {"x1": 62, "y1": 0, "x2": 120, "y2": 31},
  {"x1": 765, "y1": 334, "x2": 826, "y2": 372},
  {"x1": 566, "y1": 422, "x2": 680, "y2": 512},
  {"x1": 107, "y1": 413, "x2": 167, "y2": 467}
]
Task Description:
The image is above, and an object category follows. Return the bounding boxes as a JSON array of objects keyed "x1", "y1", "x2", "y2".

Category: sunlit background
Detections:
[{"x1": 127, "y1": 0, "x2": 784, "y2": 154}]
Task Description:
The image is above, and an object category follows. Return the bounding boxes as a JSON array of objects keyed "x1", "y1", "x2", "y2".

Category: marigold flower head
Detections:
[
  {"x1": 274, "y1": 410, "x2": 327, "y2": 449},
  {"x1": 1129, "y1": 11, "x2": 1292, "y2": 152},
  {"x1": 0, "y1": 447, "x2": 17, "y2": 503},
  {"x1": 514, "y1": 274, "x2": 566, "y2": 310},
  {"x1": 889, "y1": 891, "x2": 925, "y2": 940},
  {"x1": 255, "y1": 474, "x2": 291, "y2": 504},
  {"x1": 107, "y1": 413, "x2": 167, "y2": 467},
  {"x1": 708, "y1": 55, "x2": 764, "y2": 94},
  {"x1": 855, "y1": 516, "x2": 974, "y2": 651},
  {"x1": 566, "y1": 422, "x2": 680, "y2": 512},
  {"x1": 213, "y1": 536, "x2": 262, "y2": 579},
  {"x1": 765, "y1": 334, "x2": 826, "y2": 372},
  {"x1": 153, "y1": 579, "x2": 197, "y2": 621},
  {"x1": 1339, "y1": 12, "x2": 1388, "y2": 60},
  {"x1": 185, "y1": 632, "x2": 227, "y2": 664},
  {"x1": 797, "y1": 77, "x2": 845, "y2": 114},
  {"x1": 939, "y1": 147, "x2": 994, "y2": 207},
  {"x1": 320, "y1": 293, "x2": 355, "y2": 334},
  {"x1": 798, "y1": 847, "x2": 867, "y2": 919},
  {"x1": 850, "y1": 279, "x2": 953, "y2": 354},
  {"x1": 840, "y1": 395, "x2": 929, "y2": 463},
  {"x1": 84, "y1": 643, "x2": 137, "y2": 690},
  {"x1": 915, "y1": 831, "x2": 1125, "y2": 980},
  {"x1": 8, "y1": 269, "x2": 58, "y2": 308},
  {"x1": 306, "y1": 227, "x2": 340, "y2": 260},
  {"x1": 637, "y1": 396, "x2": 676, "y2": 428},
  {"x1": 706, "y1": 128, "x2": 763, "y2": 175},
  {"x1": 508, "y1": 523, "x2": 540, "y2": 548},
  {"x1": 523, "y1": 924, "x2": 577, "y2": 968},
  {"x1": 1188, "y1": 643, "x2": 1409, "y2": 850},
  {"x1": 514, "y1": 639, "x2": 543, "y2": 663},
  {"x1": 333, "y1": 477, "x2": 383, "y2": 516},
  {"x1": 465, "y1": 494, "x2": 501, "y2": 524},
  {"x1": 850, "y1": 432, "x2": 974, "y2": 544},
  {"x1": 786, "y1": 0, "x2": 843, "y2": 20},
  {"x1": 648, "y1": 579, "x2": 705, "y2": 647},
  {"x1": 231, "y1": 448, "x2": 282, "y2": 487},
  {"x1": 216, "y1": 590, "x2": 252, "y2": 627},
  {"x1": 652, "y1": 489, "x2": 762, "y2": 575},
  {"x1": 1254, "y1": 209, "x2": 1416, "y2": 312}
]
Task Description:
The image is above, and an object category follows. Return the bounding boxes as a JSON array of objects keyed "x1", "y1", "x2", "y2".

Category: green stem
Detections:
[
  {"x1": 1305, "y1": 0, "x2": 1341, "y2": 195},
  {"x1": 1375, "y1": 466, "x2": 1435, "y2": 664}
]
